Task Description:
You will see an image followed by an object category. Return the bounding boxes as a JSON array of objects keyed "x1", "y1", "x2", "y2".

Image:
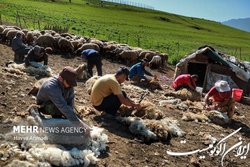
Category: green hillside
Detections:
[{"x1": 1, "y1": 0, "x2": 250, "y2": 63}]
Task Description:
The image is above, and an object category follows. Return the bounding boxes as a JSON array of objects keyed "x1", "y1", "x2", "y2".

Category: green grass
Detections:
[{"x1": 1, "y1": 0, "x2": 250, "y2": 64}]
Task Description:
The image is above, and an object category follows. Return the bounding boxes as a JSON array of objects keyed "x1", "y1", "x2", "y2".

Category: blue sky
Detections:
[{"x1": 126, "y1": 0, "x2": 250, "y2": 22}]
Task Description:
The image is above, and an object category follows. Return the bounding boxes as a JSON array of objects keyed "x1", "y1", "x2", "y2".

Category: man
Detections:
[
  {"x1": 172, "y1": 74, "x2": 199, "y2": 91},
  {"x1": 204, "y1": 80, "x2": 235, "y2": 118},
  {"x1": 81, "y1": 49, "x2": 102, "y2": 77},
  {"x1": 37, "y1": 66, "x2": 91, "y2": 136},
  {"x1": 129, "y1": 58, "x2": 153, "y2": 82},
  {"x1": 90, "y1": 67, "x2": 141, "y2": 115},
  {"x1": 25, "y1": 45, "x2": 48, "y2": 68},
  {"x1": 11, "y1": 31, "x2": 31, "y2": 63}
]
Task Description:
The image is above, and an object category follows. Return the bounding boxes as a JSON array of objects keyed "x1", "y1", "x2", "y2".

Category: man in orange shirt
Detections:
[
  {"x1": 172, "y1": 74, "x2": 199, "y2": 91},
  {"x1": 204, "y1": 80, "x2": 235, "y2": 118}
]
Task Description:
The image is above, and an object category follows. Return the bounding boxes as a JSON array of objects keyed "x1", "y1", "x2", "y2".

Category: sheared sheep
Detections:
[
  {"x1": 2, "y1": 107, "x2": 109, "y2": 167},
  {"x1": 85, "y1": 76, "x2": 100, "y2": 95},
  {"x1": 28, "y1": 77, "x2": 49, "y2": 96},
  {"x1": 148, "y1": 77, "x2": 163, "y2": 90},
  {"x1": 117, "y1": 116, "x2": 184, "y2": 142},
  {"x1": 182, "y1": 112, "x2": 210, "y2": 122},
  {"x1": 7, "y1": 62, "x2": 53, "y2": 77},
  {"x1": 165, "y1": 88, "x2": 201, "y2": 101},
  {"x1": 206, "y1": 110, "x2": 230, "y2": 125},
  {"x1": 118, "y1": 100, "x2": 164, "y2": 120},
  {"x1": 75, "y1": 63, "x2": 88, "y2": 80}
]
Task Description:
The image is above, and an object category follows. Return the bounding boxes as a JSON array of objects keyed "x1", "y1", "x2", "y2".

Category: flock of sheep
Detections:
[{"x1": 0, "y1": 24, "x2": 168, "y2": 67}]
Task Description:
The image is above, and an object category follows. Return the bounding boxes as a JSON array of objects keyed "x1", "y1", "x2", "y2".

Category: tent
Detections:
[{"x1": 174, "y1": 46, "x2": 250, "y2": 96}]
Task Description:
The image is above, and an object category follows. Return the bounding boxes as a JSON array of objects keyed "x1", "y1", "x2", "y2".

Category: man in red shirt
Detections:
[
  {"x1": 204, "y1": 80, "x2": 235, "y2": 118},
  {"x1": 172, "y1": 74, "x2": 199, "y2": 91}
]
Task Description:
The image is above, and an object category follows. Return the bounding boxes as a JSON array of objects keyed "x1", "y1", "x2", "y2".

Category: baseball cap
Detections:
[
  {"x1": 59, "y1": 66, "x2": 77, "y2": 87},
  {"x1": 116, "y1": 66, "x2": 129, "y2": 80}
]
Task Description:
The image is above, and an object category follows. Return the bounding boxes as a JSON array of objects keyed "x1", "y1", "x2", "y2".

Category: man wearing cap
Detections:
[
  {"x1": 37, "y1": 66, "x2": 91, "y2": 135},
  {"x1": 172, "y1": 74, "x2": 199, "y2": 91},
  {"x1": 129, "y1": 58, "x2": 153, "y2": 82},
  {"x1": 90, "y1": 67, "x2": 141, "y2": 115},
  {"x1": 81, "y1": 49, "x2": 102, "y2": 77},
  {"x1": 204, "y1": 80, "x2": 235, "y2": 118},
  {"x1": 11, "y1": 31, "x2": 31, "y2": 63},
  {"x1": 24, "y1": 45, "x2": 48, "y2": 68}
]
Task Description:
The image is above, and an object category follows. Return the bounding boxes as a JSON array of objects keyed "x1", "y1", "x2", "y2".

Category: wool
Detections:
[
  {"x1": 182, "y1": 112, "x2": 210, "y2": 122},
  {"x1": 117, "y1": 116, "x2": 185, "y2": 142}
]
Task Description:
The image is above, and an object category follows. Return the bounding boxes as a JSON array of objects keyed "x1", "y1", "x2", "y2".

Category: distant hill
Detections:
[{"x1": 222, "y1": 18, "x2": 250, "y2": 32}]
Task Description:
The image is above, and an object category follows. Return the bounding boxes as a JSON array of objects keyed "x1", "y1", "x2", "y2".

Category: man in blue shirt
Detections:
[
  {"x1": 81, "y1": 49, "x2": 102, "y2": 77},
  {"x1": 129, "y1": 58, "x2": 153, "y2": 82},
  {"x1": 37, "y1": 66, "x2": 91, "y2": 136}
]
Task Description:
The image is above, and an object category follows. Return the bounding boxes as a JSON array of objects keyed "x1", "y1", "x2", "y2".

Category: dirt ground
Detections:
[{"x1": 0, "y1": 43, "x2": 250, "y2": 167}]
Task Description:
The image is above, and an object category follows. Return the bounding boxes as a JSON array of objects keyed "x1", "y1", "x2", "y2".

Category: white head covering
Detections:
[{"x1": 215, "y1": 80, "x2": 230, "y2": 92}]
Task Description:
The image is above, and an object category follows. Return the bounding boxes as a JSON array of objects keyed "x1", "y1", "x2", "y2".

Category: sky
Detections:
[{"x1": 125, "y1": 0, "x2": 250, "y2": 22}]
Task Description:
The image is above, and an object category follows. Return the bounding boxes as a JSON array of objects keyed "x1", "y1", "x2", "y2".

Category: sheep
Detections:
[
  {"x1": 7, "y1": 62, "x2": 53, "y2": 77},
  {"x1": 35, "y1": 35, "x2": 58, "y2": 51},
  {"x1": 148, "y1": 77, "x2": 163, "y2": 90},
  {"x1": 85, "y1": 76, "x2": 100, "y2": 95},
  {"x1": 6, "y1": 30, "x2": 25, "y2": 45},
  {"x1": 118, "y1": 100, "x2": 164, "y2": 120},
  {"x1": 182, "y1": 112, "x2": 210, "y2": 122},
  {"x1": 71, "y1": 40, "x2": 81, "y2": 51},
  {"x1": 74, "y1": 63, "x2": 88, "y2": 80},
  {"x1": 89, "y1": 39, "x2": 104, "y2": 48},
  {"x1": 26, "y1": 31, "x2": 35, "y2": 45},
  {"x1": 0, "y1": 25, "x2": 5, "y2": 33},
  {"x1": 159, "y1": 53, "x2": 168, "y2": 67},
  {"x1": 117, "y1": 116, "x2": 184, "y2": 142},
  {"x1": 206, "y1": 110, "x2": 230, "y2": 125},
  {"x1": 25, "y1": 30, "x2": 42, "y2": 45},
  {"x1": 21, "y1": 29, "x2": 29, "y2": 36},
  {"x1": 139, "y1": 50, "x2": 157, "y2": 60},
  {"x1": 118, "y1": 49, "x2": 140, "y2": 65},
  {"x1": 60, "y1": 32, "x2": 73, "y2": 38},
  {"x1": 1, "y1": 27, "x2": 16, "y2": 43},
  {"x1": 165, "y1": 88, "x2": 201, "y2": 101},
  {"x1": 28, "y1": 78, "x2": 49, "y2": 96},
  {"x1": 2, "y1": 107, "x2": 109, "y2": 166},
  {"x1": 75, "y1": 43, "x2": 100, "y2": 56},
  {"x1": 58, "y1": 37, "x2": 74, "y2": 54},
  {"x1": 149, "y1": 55, "x2": 162, "y2": 69}
]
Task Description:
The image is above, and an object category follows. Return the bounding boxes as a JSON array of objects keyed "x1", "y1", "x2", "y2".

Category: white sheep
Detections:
[
  {"x1": 117, "y1": 116, "x2": 185, "y2": 142},
  {"x1": 7, "y1": 62, "x2": 53, "y2": 77}
]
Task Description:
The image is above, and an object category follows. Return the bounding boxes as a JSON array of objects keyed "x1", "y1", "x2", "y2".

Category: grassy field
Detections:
[{"x1": 1, "y1": 0, "x2": 250, "y2": 63}]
